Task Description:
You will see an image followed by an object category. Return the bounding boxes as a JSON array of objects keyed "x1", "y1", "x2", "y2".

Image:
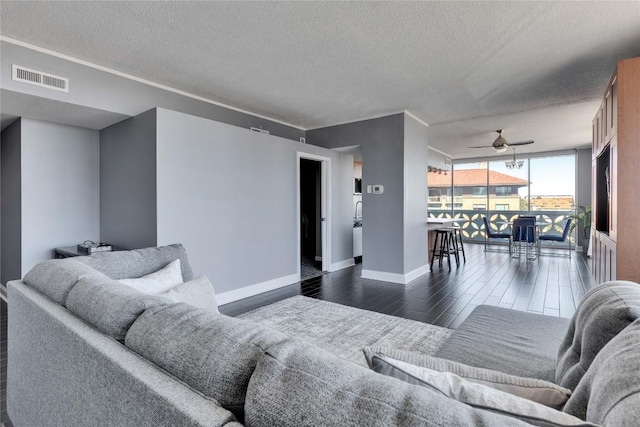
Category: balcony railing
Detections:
[{"x1": 428, "y1": 210, "x2": 575, "y2": 245}]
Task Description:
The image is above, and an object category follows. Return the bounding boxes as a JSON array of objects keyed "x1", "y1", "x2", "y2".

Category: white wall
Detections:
[
  {"x1": 403, "y1": 115, "x2": 429, "y2": 274},
  {"x1": 428, "y1": 147, "x2": 449, "y2": 169},
  {"x1": 154, "y1": 108, "x2": 353, "y2": 295},
  {"x1": 20, "y1": 119, "x2": 100, "y2": 274},
  {"x1": 575, "y1": 148, "x2": 592, "y2": 248}
]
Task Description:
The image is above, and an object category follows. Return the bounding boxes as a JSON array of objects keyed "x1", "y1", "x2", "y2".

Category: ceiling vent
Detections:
[
  {"x1": 250, "y1": 127, "x2": 270, "y2": 135},
  {"x1": 12, "y1": 64, "x2": 69, "y2": 93}
]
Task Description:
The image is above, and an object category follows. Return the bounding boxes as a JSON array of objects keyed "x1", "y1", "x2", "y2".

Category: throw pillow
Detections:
[
  {"x1": 363, "y1": 347, "x2": 571, "y2": 409},
  {"x1": 161, "y1": 275, "x2": 219, "y2": 313},
  {"x1": 119, "y1": 259, "x2": 183, "y2": 294},
  {"x1": 371, "y1": 355, "x2": 598, "y2": 427}
]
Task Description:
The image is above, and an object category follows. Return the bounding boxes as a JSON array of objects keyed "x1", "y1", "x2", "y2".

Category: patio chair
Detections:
[
  {"x1": 512, "y1": 216, "x2": 537, "y2": 260},
  {"x1": 482, "y1": 216, "x2": 511, "y2": 253},
  {"x1": 538, "y1": 218, "x2": 572, "y2": 257}
]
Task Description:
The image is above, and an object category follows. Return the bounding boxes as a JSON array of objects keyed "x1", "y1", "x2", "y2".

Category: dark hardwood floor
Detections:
[
  {"x1": 0, "y1": 244, "x2": 593, "y2": 427},
  {"x1": 221, "y1": 243, "x2": 595, "y2": 329}
]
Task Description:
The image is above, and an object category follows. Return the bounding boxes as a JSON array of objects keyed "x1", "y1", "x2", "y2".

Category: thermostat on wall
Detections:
[{"x1": 372, "y1": 185, "x2": 384, "y2": 194}]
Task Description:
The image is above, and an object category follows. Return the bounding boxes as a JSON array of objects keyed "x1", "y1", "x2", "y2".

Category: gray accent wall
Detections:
[
  {"x1": 1, "y1": 41, "x2": 303, "y2": 141},
  {"x1": 1, "y1": 119, "x2": 22, "y2": 284},
  {"x1": 307, "y1": 114, "x2": 407, "y2": 275},
  {"x1": 403, "y1": 115, "x2": 429, "y2": 273},
  {"x1": 154, "y1": 108, "x2": 352, "y2": 293},
  {"x1": 100, "y1": 109, "x2": 157, "y2": 249}
]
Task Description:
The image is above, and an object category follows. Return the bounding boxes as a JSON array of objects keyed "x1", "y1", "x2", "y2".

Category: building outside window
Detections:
[
  {"x1": 473, "y1": 186, "x2": 487, "y2": 195},
  {"x1": 495, "y1": 186, "x2": 512, "y2": 196}
]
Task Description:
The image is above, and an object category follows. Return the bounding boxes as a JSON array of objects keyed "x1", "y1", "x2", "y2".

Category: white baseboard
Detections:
[
  {"x1": 361, "y1": 269, "x2": 406, "y2": 284},
  {"x1": 404, "y1": 264, "x2": 430, "y2": 283},
  {"x1": 361, "y1": 264, "x2": 429, "y2": 285},
  {"x1": 216, "y1": 273, "x2": 299, "y2": 306},
  {"x1": 329, "y1": 258, "x2": 355, "y2": 272},
  {"x1": 315, "y1": 256, "x2": 323, "y2": 262}
]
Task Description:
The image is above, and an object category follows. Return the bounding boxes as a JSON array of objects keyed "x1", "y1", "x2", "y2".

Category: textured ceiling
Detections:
[{"x1": 1, "y1": 1, "x2": 639, "y2": 158}]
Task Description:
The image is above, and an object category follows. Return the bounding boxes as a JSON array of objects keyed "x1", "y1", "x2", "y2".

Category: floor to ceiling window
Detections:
[
  {"x1": 529, "y1": 155, "x2": 575, "y2": 236},
  {"x1": 426, "y1": 162, "x2": 489, "y2": 240},
  {"x1": 428, "y1": 153, "x2": 576, "y2": 244}
]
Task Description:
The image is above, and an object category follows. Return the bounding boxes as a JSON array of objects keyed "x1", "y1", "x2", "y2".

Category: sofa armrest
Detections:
[{"x1": 7, "y1": 280, "x2": 238, "y2": 427}]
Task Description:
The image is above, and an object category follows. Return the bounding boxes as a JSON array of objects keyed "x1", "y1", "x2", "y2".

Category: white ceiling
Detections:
[{"x1": 1, "y1": 1, "x2": 639, "y2": 158}]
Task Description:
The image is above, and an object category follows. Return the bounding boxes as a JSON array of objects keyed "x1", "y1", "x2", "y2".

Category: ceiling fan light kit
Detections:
[
  {"x1": 505, "y1": 148, "x2": 524, "y2": 169},
  {"x1": 505, "y1": 159, "x2": 525, "y2": 169}
]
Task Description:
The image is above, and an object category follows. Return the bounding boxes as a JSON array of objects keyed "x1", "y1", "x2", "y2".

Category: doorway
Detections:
[{"x1": 297, "y1": 153, "x2": 331, "y2": 280}]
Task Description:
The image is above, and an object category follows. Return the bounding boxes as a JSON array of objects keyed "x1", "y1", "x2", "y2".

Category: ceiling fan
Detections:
[{"x1": 469, "y1": 130, "x2": 534, "y2": 153}]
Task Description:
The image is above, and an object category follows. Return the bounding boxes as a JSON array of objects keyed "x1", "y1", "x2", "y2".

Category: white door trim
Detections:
[{"x1": 297, "y1": 152, "x2": 332, "y2": 277}]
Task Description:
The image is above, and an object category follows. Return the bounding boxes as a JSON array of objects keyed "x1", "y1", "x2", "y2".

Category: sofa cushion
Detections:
[
  {"x1": 66, "y1": 273, "x2": 172, "y2": 341},
  {"x1": 238, "y1": 295, "x2": 453, "y2": 367},
  {"x1": 370, "y1": 355, "x2": 595, "y2": 426},
  {"x1": 120, "y1": 259, "x2": 183, "y2": 294},
  {"x1": 562, "y1": 318, "x2": 640, "y2": 425},
  {"x1": 556, "y1": 281, "x2": 640, "y2": 390},
  {"x1": 75, "y1": 243, "x2": 193, "y2": 282},
  {"x1": 125, "y1": 304, "x2": 289, "y2": 420},
  {"x1": 22, "y1": 259, "x2": 102, "y2": 306},
  {"x1": 244, "y1": 339, "x2": 534, "y2": 427},
  {"x1": 161, "y1": 275, "x2": 219, "y2": 313},
  {"x1": 363, "y1": 347, "x2": 572, "y2": 409},
  {"x1": 435, "y1": 305, "x2": 570, "y2": 382}
]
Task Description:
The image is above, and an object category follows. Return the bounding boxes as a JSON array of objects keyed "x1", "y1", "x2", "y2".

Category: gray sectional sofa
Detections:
[{"x1": 7, "y1": 244, "x2": 640, "y2": 426}]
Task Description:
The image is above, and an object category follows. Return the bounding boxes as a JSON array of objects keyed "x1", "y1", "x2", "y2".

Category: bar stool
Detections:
[
  {"x1": 449, "y1": 224, "x2": 465, "y2": 263},
  {"x1": 430, "y1": 228, "x2": 458, "y2": 270},
  {"x1": 440, "y1": 226, "x2": 463, "y2": 267},
  {"x1": 436, "y1": 226, "x2": 462, "y2": 267}
]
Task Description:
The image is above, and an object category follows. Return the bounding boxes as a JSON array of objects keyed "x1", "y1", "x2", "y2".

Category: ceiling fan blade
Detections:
[
  {"x1": 507, "y1": 140, "x2": 534, "y2": 146},
  {"x1": 468, "y1": 145, "x2": 494, "y2": 149}
]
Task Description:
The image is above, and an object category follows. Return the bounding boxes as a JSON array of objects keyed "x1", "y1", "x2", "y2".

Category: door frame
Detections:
[{"x1": 296, "y1": 152, "x2": 331, "y2": 277}]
